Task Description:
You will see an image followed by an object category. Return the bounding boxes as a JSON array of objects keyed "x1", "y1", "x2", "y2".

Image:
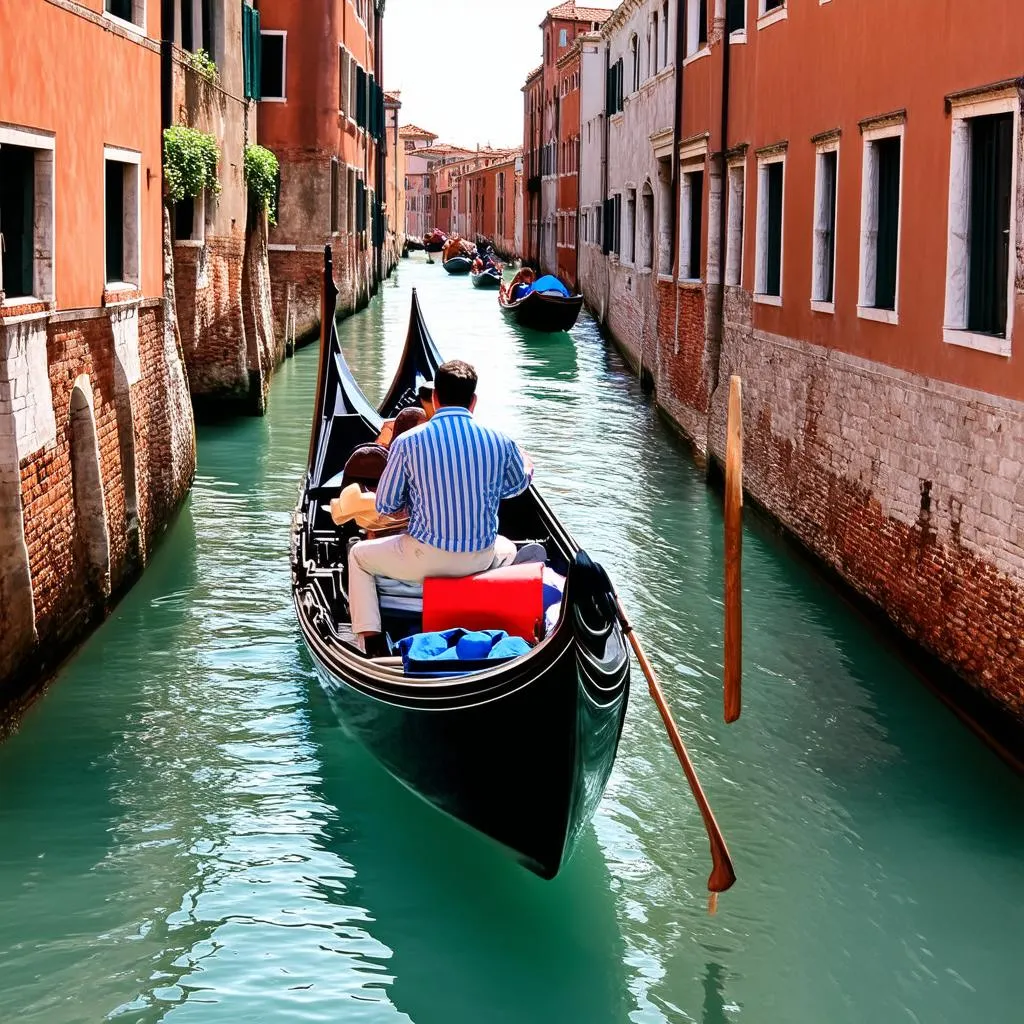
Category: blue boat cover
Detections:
[
  {"x1": 531, "y1": 275, "x2": 571, "y2": 296},
  {"x1": 398, "y1": 628, "x2": 531, "y2": 675}
]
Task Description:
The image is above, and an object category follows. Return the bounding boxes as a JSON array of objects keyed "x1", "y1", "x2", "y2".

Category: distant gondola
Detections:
[
  {"x1": 470, "y1": 266, "x2": 502, "y2": 289},
  {"x1": 443, "y1": 255, "x2": 473, "y2": 275},
  {"x1": 499, "y1": 282, "x2": 584, "y2": 332},
  {"x1": 291, "y1": 247, "x2": 629, "y2": 879}
]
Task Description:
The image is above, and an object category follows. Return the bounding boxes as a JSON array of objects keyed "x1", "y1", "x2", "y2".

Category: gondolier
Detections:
[{"x1": 348, "y1": 359, "x2": 533, "y2": 648}]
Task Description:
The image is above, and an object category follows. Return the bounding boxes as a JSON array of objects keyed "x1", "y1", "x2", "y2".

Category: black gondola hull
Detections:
[
  {"x1": 443, "y1": 256, "x2": 473, "y2": 275},
  {"x1": 471, "y1": 268, "x2": 502, "y2": 289},
  {"x1": 424, "y1": 240, "x2": 445, "y2": 253},
  {"x1": 499, "y1": 290, "x2": 584, "y2": 332}
]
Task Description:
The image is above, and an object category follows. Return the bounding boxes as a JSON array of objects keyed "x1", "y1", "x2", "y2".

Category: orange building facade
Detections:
[
  {"x1": 0, "y1": 1, "x2": 194, "y2": 707},
  {"x1": 460, "y1": 151, "x2": 523, "y2": 259},
  {"x1": 555, "y1": 45, "x2": 582, "y2": 287},
  {"x1": 598, "y1": 0, "x2": 1024, "y2": 737},
  {"x1": 258, "y1": 0, "x2": 387, "y2": 344},
  {"x1": 523, "y1": 3, "x2": 613, "y2": 275}
]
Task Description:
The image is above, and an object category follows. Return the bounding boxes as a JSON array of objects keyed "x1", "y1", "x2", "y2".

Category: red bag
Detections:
[{"x1": 422, "y1": 563, "x2": 544, "y2": 642}]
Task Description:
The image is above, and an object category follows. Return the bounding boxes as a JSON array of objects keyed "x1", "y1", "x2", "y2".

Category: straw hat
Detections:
[{"x1": 330, "y1": 483, "x2": 409, "y2": 532}]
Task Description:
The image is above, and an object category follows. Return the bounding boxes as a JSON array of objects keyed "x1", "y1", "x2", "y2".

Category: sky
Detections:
[{"x1": 382, "y1": 0, "x2": 567, "y2": 149}]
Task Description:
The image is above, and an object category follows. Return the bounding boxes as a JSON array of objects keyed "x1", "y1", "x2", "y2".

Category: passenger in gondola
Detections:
[
  {"x1": 418, "y1": 381, "x2": 435, "y2": 420},
  {"x1": 347, "y1": 360, "x2": 533, "y2": 653},
  {"x1": 502, "y1": 266, "x2": 535, "y2": 303}
]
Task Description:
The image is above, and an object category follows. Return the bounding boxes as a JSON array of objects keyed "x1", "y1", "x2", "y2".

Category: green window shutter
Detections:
[
  {"x1": 765, "y1": 161, "x2": 783, "y2": 296},
  {"x1": 242, "y1": 5, "x2": 251, "y2": 99},
  {"x1": 356, "y1": 67, "x2": 367, "y2": 130},
  {"x1": 874, "y1": 136, "x2": 900, "y2": 310}
]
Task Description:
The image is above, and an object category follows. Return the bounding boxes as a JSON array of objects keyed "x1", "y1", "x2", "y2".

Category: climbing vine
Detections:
[
  {"x1": 244, "y1": 145, "x2": 280, "y2": 225},
  {"x1": 162, "y1": 126, "x2": 221, "y2": 204},
  {"x1": 187, "y1": 48, "x2": 219, "y2": 84}
]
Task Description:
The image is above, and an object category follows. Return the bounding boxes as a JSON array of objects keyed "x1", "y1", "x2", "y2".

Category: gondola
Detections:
[
  {"x1": 443, "y1": 255, "x2": 473, "y2": 275},
  {"x1": 499, "y1": 285, "x2": 584, "y2": 333},
  {"x1": 470, "y1": 266, "x2": 502, "y2": 289},
  {"x1": 424, "y1": 240, "x2": 445, "y2": 254},
  {"x1": 291, "y1": 247, "x2": 630, "y2": 879}
]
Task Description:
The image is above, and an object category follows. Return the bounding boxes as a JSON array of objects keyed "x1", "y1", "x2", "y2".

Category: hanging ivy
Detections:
[
  {"x1": 244, "y1": 144, "x2": 280, "y2": 225},
  {"x1": 163, "y1": 126, "x2": 221, "y2": 204},
  {"x1": 188, "y1": 48, "x2": 219, "y2": 84}
]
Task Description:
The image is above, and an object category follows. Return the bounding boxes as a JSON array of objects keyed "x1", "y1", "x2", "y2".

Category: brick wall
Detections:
[{"x1": 705, "y1": 317, "x2": 1024, "y2": 726}]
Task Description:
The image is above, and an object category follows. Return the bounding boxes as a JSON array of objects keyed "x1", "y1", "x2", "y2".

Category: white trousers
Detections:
[{"x1": 348, "y1": 533, "x2": 518, "y2": 635}]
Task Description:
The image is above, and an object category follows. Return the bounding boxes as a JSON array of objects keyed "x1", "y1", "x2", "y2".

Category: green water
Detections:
[{"x1": 0, "y1": 258, "x2": 1021, "y2": 1024}]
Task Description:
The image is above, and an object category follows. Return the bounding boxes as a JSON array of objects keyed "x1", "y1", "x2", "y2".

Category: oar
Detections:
[{"x1": 612, "y1": 594, "x2": 737, "y2": 909}]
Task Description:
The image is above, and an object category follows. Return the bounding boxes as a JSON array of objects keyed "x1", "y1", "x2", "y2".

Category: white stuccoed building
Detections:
[{"x1": 578, "y1": 0, "x2": 677, "y2": 380}]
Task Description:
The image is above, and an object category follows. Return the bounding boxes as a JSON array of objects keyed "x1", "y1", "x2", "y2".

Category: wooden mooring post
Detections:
[{"x1": 724, "y1": 376, "x2": 743, "y2": 724}]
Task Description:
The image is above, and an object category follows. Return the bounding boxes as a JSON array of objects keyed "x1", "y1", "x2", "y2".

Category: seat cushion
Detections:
[{"x1": 422, "y1": 563, "x2": 544, "y2": 642}]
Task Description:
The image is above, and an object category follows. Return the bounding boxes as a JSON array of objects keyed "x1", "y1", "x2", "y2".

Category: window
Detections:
[
  {"x1": 260, "y1": 31, "x2": 286, "y2": 101},
  {"x1": 330, "y1": 158, "x2": 340, "y2": 233},
  {"x1": 663, "y1": 2, "x2": 670, "y2": 64},
  {"x1": 606, "y1": 57, "x2": 624, "y2": 115},
  {"x1": 680, "y1": 167, "x2": 704, "y2": 280},
  {"x1": 0, "y1": 129, "x2": 54, "y2": 303},
  {"x1": 761, "y1": 0, "x2": 784, "y2": 11},
  {"x1": 755, "y1": 153, "x2": 785, "y2": 300},
  {"x1": 858, "y1": 124, "x2": 902, "y2": 319},
  {"x1": 173, "y1": 190, "x2": 206, "y2": 243},
  {"x1": 604, "y1": 193, "x2": 621, "y2": 255},
  {"x1": 104, "y1": 149, "x2": 140, "y2": 287},
  {"x1": 651, "y1": 12, "x2": 659, "y2": 75},
  {"x1": 339, "y1": 47, "x2": 351, "y2": 115},
  {"x1": 630, "y1": 34, "x2": 640, "y2": 92},
  {"x1": 105, "y1": 0, "x2": 143, "y2": 29},
  {"x1": 812, "y1": 143, "x2": 838, "y2": 308},
  {"x1": 944, "y1": 96, "x2": 1018, "y2": 353},
  {"x1": 727, "y1": 0, "x2": 746, "y2": 34},
  {"x1": 624, "y1": 188, "x2": 636, "y2": 263},
  {"x1": 687, "y1": 0, "x2": 708, "y2": 56},
  {"x1": 639, "y1": 183, "x2": 655, "y2": 270},
  {"x1": 347, "y1": 168, "x2": 356, "y2": 232},
  {"x1": 559, "y1": 28, "x2": 568, "y2": 47},
  {"x1": 725, "y1": 161, "x2": 745, "y2": 286}
]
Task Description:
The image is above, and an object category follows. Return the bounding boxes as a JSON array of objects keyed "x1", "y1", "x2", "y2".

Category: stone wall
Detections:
[{"x1": 704, "y1": 307, "x2": 1024, "y2": 727}]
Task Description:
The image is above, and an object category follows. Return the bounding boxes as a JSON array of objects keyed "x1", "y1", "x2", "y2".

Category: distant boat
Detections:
[
  {"x1": 443, "y1": 255, "x2": 473, "y2": 275},
  {"x1": 470, "y1": 266, "x2": 502, "y2": 289},
  {"x1": 291, "y1": 247, "x2": 630, "y2": 880}
]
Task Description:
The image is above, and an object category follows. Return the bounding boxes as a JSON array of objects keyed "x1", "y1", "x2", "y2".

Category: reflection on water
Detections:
[{"x1": 0, "y1": 257, "x2": 1020, "y2": 1023}]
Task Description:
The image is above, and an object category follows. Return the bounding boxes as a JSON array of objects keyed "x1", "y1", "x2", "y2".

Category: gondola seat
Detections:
[{"x1": 423, "y1": 563, "x2": 544, "y2": 642}]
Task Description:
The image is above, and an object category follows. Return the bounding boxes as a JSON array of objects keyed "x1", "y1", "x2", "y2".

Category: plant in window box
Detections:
[
  {"x1": 244, "y1": 145, "x2": 280, "y2": 226},
  {"x1": 187, "y1": 48, "x2": 219, "y2": 85},
  {"x1": 163, "y1": 126, "x2": 221, "y2": 206}
]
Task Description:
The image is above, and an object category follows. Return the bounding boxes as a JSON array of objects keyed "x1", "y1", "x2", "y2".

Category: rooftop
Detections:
[
  {"x1": 398, "y1": 124, "x2": 437, "y2": 139},
  {"x1": 544, "y1": 2, "x2": 614, "y2": 25}
]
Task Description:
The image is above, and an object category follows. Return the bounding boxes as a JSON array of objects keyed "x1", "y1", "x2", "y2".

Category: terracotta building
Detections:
[
  {"x1": 384, "y1": 90, "x2": 406, "y2": 262},
  {"x1": 166, "y1": 0, "x2": 278, "y2": 413},
  {"x1": 555, "y1": 43, "x2": 583, "y2": 288},
  {"x1": 586, "y1": 0, "x2": 1024, "y2": 739},
  {"x1": 522, "y1": 3, "x2": 613, "y2": 275},
  {"x1": 258, "y1": 0, "x2": 388, "y2": 346},
  {"x1": 0, "y1": 0, "x2": 195, "y2": 709},
  {"x1": 461, "y1": 151, "x2": 524, "y2": 260},
  {"x1": 401, "y1": 124, "x2": 439, "y2": 240}
]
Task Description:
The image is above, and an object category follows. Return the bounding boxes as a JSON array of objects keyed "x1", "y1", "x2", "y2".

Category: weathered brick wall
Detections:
[
  {"x1": 707, "y1": 320, "x2": 1024, "y2": 724},
  {"x1": 242, "y1": 216, "x2": 282, "y2": 414}
]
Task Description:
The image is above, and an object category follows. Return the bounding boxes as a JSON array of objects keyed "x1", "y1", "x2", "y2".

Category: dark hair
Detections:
[
  {"x1": 392, "y1": 405, "x2": 426, "y2": 439},
  {"x1": 433, "y1": 360, "x2": 478, "y2": 408},
  {"x1": 417, "y1": 382, "x2": 433, "y2": 404}
]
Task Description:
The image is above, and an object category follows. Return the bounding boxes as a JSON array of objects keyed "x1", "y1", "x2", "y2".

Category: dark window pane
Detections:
[
  {"x1": 765, "y1": 0, "x2": 785, "y2": 10},
  {"x1": 689, "y1": 170, "x2": 704, "y2": 278},
  {"x1": 822, "y1": 150, "x2": 837, "y2": 303},
  {"x1": 0, "y1": 145, "x2": 35, "y2": 298},
  {"x1": 727, "y1": 0, "x2": 745, "y2": 32},
  {"x1": 105, "y1": 161, "x2": 125, "y2": 283},
  {"x1": 174, "y1": 196, "x2": 194, "y2": 241},
  {"x1": 968, "y1": 113, "x2": 1013, "y2": 335},
  {"x1": 874, "y1": 136, "x2": 900, "y2": 310},
  {"x1": 106, "y1": 0, "x2": 133, "y2": 22},
  {"x1": 181, "y1": 0, "x2": 193, "y2": 50},
  {"x1": 699, "y1": 0, "x2": 708, "y2": 45},
  {"x1": 330, "y1": 160, "x2": 339, "y2": 233},
  {"x1": 765, "y1": 161, "x2": 783, "y2": 296},
  {"x1": 260, "y1": 33, "x2": 284, "y2": 98},
  {"x1": 201, "y1": 0, "x2": 213, "y2": 54}
]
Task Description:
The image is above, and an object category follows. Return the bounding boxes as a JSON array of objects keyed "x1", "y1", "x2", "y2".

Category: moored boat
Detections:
[
  {"x1": 443, "y1": 255, "x2": 473, "y2": 275},
  {"x1": 470, "y1": 267, "x2": 502, "y2": 289},
  {"x1": 291, "y1": 248, "x2": 630, "y2": 878},
  {"x1": 498, "y1": 285, "x2": 584, "y2": 333}
]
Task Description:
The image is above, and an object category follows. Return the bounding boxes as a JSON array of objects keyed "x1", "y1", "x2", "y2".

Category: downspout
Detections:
[{"x1": 709, "y1": 8, "x2": 731, "y2": 406}]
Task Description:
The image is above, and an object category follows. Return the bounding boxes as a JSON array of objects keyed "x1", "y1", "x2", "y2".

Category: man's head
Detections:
[{"x1": 433, "y1": 360, "x2": 478, "y2": 411}]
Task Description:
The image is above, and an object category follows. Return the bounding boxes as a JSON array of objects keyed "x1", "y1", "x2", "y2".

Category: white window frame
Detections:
[
  {"x1": 757, "y1": 0, "x2": 787, "y2": 31},
  {"x1": 623, "y1": 187, "x2": 637, "y2": 265},
  {"x1": 811, "y1": 137, "x2": 840, "y2": 312},
  {"x1": 857, "y1": 120, "x2": 904, "y2": 324},
  {"x1": 943, "y1": 93, "x2": 1019, "y2": 357},
  {"x1": 730, "y1": 0, "x2": 748, "y2": 44},
  {"x1": 173, "y1": 189, "x2": 206, "y2": 246},
  {"x1": 679, "y1": 159, "x2": 705, "y2": 282},
  {"x1": 725, "y1": 158, "x2": 746, "y2": 287},
  {"x1": 103, "y1": 145, "x2": 142, "y2": 290},
  {"x1": 754, "y1": 149, "x2": 786, "y2": 305},
  {"x1": 260, "y1": 30, "x2": 287, "y2": 103},
  {"x1": 103, "y1": 0, "x2": 146, "y2": 35},
  {"x1": 0, "y1": 125, "x2": 56, "y2": 305},
  {"x1": 685, "y1": 0, "x2": 710, "y2": 62}
]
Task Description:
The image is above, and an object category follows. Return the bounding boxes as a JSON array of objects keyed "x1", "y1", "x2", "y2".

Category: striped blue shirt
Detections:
[{"x1": 375, "y1": 407, "x2": 532, "y2": 553}]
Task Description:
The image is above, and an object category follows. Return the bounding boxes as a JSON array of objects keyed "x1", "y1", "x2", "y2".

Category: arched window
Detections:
[{"x1": 630, "y1": 33, "x2": 639, "y2": 92}]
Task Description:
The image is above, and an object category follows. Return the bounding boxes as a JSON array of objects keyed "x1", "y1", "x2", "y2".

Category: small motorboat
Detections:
[
  {"x1": 471, "y1": 266, "x2": 503, "y2": 289},
  {"x1": 291, "y1": 247, "x2": 629, "y2": 879},
  {"x1": 443, "y1": 255, "x2": 473, "y2": 275},
  {"x1": 499, "y1": 277, "x2": 584, "y2": 333}
]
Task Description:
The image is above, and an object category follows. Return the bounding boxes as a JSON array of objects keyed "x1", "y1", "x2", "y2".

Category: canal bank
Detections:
[{"x1": 0, "y1": 258, "x2": 1021, "y2": 1024}]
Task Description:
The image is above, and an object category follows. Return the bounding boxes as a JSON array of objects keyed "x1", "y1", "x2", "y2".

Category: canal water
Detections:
[{"x1": 0, "y1": 258, "x2": 1021, "y2": 1024}]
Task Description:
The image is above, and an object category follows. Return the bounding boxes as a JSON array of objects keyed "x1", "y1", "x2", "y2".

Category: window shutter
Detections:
[
  {"x1": 356, "y1": 67, "x2": 367, "y2": 129},
  {"x1": 241, "y1": 5, "x2": 251, "y2": 98},
  {"x1": 874, "y1": 138, "x2": 900, "y2": 310},
  {"x1": 252, "y1": 8, "x2": 262, "y2": 101},
  {"x1": 766, "y1": 162, "x2": 783, "y2": 296},
  {"x1": 602, "y1": 198, "x2": 611, "y2": 254}
]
